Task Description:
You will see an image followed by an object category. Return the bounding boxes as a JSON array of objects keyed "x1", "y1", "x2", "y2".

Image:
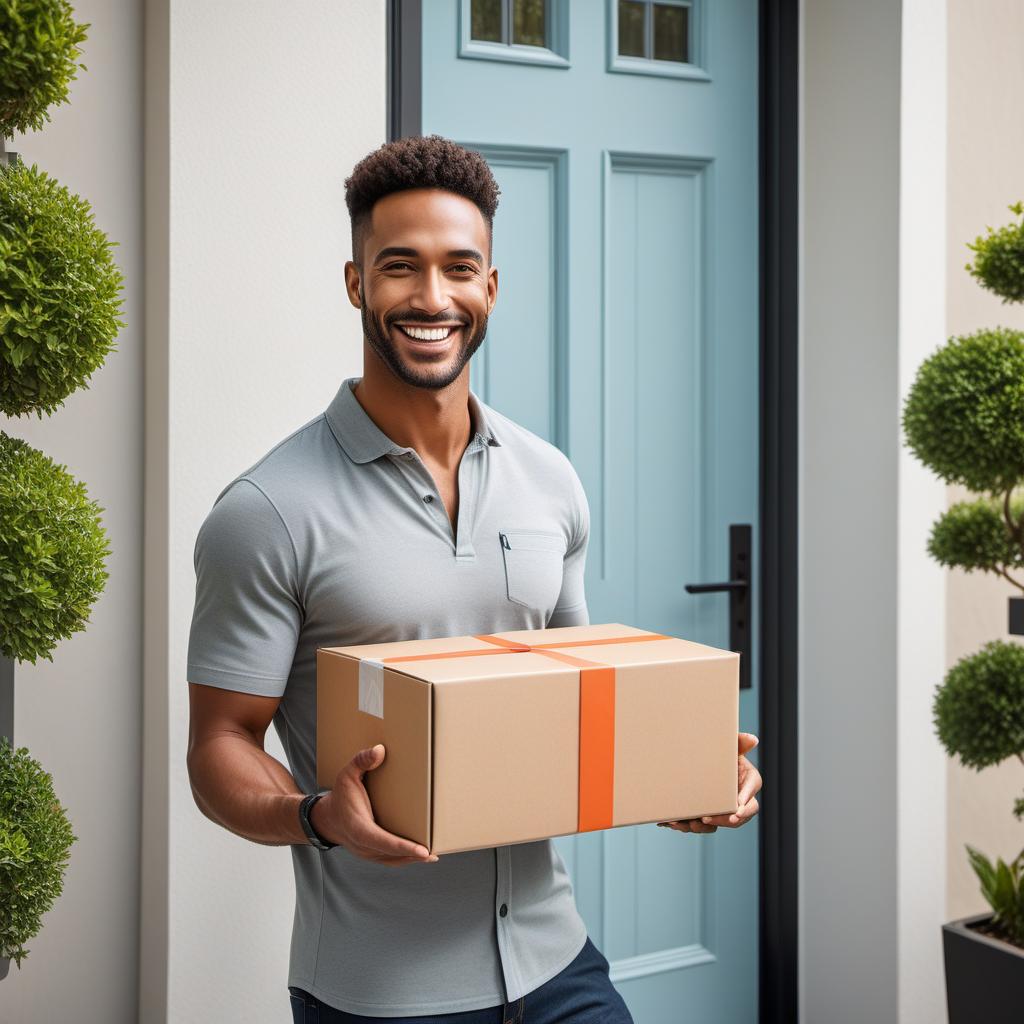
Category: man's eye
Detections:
[
  {"x1": 449, "y1": 264, "x2": 475, "y2": 274},
  {"x1": 383, "y1": 262, "x2": 414, "y2": 271}
]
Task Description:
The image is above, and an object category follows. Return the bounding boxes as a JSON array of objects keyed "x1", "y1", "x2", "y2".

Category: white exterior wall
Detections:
[
  {"x1": 800, "y1": 1, "x2": 948, "y2": 1022},
  {"x1": 142, "y1": 2, "x2": 386, "y2": 1021},
  {"x1": 0, "y1": 1, "x2": 144, "y2": 1020}
]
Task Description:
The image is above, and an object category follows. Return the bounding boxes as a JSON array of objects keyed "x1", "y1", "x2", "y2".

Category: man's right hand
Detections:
[{"x1": 310, "y1": 744, "x2": 439, "y2": 867}]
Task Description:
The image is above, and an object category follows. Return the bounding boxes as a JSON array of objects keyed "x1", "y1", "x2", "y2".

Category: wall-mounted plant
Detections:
[
  {"x1": 903, "y1": 204, "x2": 1024, "y2": 1020},
  {"x1": 0, "y1": 0, "x2": 88, "y2": 140},
  {"x1": 0, "y1": 0, "x2": 119, "y2": 981},
  {"x1": 0, "y1": 431, "x2": 110, "y2": 664},
  {"x1": 1, "y1": 158, "x2": 124, "y2": 417},
  {"x1": 0, "y1": 738, "x2": 76, "y2": 971}
]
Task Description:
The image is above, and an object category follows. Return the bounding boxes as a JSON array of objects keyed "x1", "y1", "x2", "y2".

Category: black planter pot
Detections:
[
  {"x1": 0, "y1": 957, "x2": 8, "y2": 980},
  {"x1": 943, "y1": 912, "x2": 1024, "y2": 1023}
]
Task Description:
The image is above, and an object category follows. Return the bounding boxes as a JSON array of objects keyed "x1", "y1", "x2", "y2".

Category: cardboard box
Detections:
[{"x1": 316, "y1": 622, "x2": 739, "y2": 855}]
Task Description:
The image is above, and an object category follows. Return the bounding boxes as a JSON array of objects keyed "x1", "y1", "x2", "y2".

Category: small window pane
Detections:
[
  {"x1": 618, "y1": 0, "x2": 647, "y2": 58},
  {"x1": 653, "y1": 3, "x2": 689, "y2": 63},
  {"x1": 471, "y1": 0, "x2": 504, "y2": 43},
  {"x1": 512, "y1": 0, "x2": 546, "y2": 47}
]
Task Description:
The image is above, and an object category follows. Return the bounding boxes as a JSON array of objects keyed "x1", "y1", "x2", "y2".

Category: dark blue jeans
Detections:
[{"x1": 288, "y1": 936, "x2": 634, "y2": 1024}]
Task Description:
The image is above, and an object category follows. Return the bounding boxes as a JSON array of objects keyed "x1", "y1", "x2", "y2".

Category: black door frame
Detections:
[{"x1": 386, "y1": 5, "x2": 799, "y2": 1022}]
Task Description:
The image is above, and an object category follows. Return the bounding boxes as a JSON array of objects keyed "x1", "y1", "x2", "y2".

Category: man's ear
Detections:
[
  {"x1": 487, "y1": 265, "x2": 498, "y2": 314},
  {"x1": 344, "y1": 260, "x2": 362, "y2": 309}
]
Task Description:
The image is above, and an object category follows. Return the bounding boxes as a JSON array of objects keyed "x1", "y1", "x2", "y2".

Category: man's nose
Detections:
[{"x1": 409, "y1": 268, "x2": 449, "y2": 314}]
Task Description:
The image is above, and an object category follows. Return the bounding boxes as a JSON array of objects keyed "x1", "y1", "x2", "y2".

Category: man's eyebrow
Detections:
[
  {"x1": 372, "y1": 246, "x2": 485, "y2": 265},
  {"x1": 373, "y1": 246, "x2": 418, "y2": 264}
]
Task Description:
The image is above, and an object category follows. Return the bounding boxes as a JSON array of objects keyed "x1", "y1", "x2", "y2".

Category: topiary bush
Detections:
[
  {"x1": 0, "y1": 737, "x2": 76, "y2": 968},
  {"x1": 905, "y1": 202, "x2": 1024, "y2": 952},
  {"x1": 0, "y1": 0, "x2": 89, "y2": 140},
  {"x1": 902, "y1": 327, "x2": 1024, "y2": 496},
  {"x1": 928, "y1": 493, "x2": 1024, "y2": 585},
  {"x1": 0, "y1": 431, "x2": 109, "y2": 664},
  {"x1": 934, "y1": 640, "x2": 1024, "y2": 776},
  {"x1": 0, "y1": 158, "x2": 124, "y2": 417},
  {"x1": 968, "y1": 201, "x2": 1024, "y2": 304}
]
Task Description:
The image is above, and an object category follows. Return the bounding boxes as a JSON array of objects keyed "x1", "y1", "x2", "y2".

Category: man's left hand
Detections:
[{"x1": 657, "y1": 732, "x2": 761, "y2": 834}]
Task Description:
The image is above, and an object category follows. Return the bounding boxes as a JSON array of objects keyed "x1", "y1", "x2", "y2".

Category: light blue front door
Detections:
[{"x1": 421, "y1": 3, "x2": 760, "y2": 1021}]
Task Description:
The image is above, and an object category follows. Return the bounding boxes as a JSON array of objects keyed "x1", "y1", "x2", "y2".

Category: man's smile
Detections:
[{"x1": 392, "y1": 322, "x2": 465, "y2": 346}]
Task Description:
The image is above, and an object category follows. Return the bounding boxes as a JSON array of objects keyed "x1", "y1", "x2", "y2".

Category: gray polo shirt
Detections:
[{"x1": 186, "y1": 376, "x2": 591, "y2": 1016}]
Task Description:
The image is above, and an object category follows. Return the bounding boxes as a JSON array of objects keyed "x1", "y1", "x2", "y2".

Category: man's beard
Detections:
[{"x1": 360, "y1": 289, "x2": 488, "y2": 391}]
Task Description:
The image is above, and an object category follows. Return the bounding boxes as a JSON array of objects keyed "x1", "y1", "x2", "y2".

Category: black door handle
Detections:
[
  {"x1": 684, "y1": 524, "x2": 751, "y2": 689},
  {"x1": 684, "y1": 580, "x2": 747, "y2": 594}
]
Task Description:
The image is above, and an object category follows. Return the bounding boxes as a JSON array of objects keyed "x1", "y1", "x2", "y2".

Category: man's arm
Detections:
[
  {"x1": 187, "y1": 681, "x2": 439, "y2": 864},
  {"x1": 186, "y1": 682, "x2": 308, "y2": 846}
]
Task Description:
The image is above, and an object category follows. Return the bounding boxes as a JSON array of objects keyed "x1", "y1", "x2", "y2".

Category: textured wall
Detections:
[
  {"x1": 0, "y1": 1, "x2": 144, "y2": 1020},
  {"x1": 945, "y1": 0, "x2": 1024, "y2": 922}
]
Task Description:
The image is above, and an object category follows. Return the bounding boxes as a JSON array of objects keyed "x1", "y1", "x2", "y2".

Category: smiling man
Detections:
[{"x1": 185, "y1": 135, "x2": 761, "y2": 1024}]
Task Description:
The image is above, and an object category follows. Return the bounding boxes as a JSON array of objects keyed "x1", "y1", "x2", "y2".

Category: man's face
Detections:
[{"x1": 344, "y1": 188, "x2": 498, "y2": 391}]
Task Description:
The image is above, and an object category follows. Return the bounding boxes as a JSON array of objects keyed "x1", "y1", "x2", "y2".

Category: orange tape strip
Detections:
[
  {"x1": 577, "y1": 666, "x2": 616, "y2": 832},
  {"x1": 378, "y1": 631, "x2": 668, "y2": 834}
]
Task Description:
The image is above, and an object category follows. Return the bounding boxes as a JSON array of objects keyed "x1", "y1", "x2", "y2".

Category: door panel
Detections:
[{"x1": 422, "y1": 3, "x2": 759, "y2": 1020}]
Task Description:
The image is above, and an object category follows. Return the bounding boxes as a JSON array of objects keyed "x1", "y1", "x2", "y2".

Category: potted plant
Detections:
[
  {"x1": 902, "y1": 203, "x2": 1024, "y2": 1023},
  {"x1": 0, "y1": 0, "x2": 121, "y2": 979}
]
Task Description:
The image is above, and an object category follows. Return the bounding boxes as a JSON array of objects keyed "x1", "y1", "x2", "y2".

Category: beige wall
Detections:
[{"x1": 945, "y1": 0, "x2": 1024, "y2": 919}]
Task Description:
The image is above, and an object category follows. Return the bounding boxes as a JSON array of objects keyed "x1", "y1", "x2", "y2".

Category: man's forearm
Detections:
[{"x1": 188, "y1": 731, "x2": 309, "y2": 847}]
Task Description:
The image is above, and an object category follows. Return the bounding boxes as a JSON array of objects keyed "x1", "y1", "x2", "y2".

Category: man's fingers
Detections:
[
  {"x1": 737, "y1": 796, "x2": 759, "y2": 822},
  {"x1": 366, "y1": 853, "x2": 439, "y2": 867},
  {"x1": 350, "y1": 816, "x2": 433, "y2": 860},
  {"x1": 738, "y1": 732, "x2": 759, "y2": 755},
  {"x1": 737, "y1": 764, "x2": 763, "y2": 807},
  {"x1": 658, "y1": 819, "x2": 717, "y2": 834},
  {"x1": 688, "y1": 821, "x2": 717, "y2": 833}
]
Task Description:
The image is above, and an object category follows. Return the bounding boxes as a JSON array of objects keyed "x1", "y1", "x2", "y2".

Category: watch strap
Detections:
[{"x1": 298, "y1": 792, "x2": 337, "y2": 851}]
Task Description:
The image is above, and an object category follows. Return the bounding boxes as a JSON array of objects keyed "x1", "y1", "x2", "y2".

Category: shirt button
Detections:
[
  {"x1": 423, "y1": 494, "x2": 434, "y2": 503},
  {"x1": 499, "y1": 903, "x2": 508, "y2": 918}
]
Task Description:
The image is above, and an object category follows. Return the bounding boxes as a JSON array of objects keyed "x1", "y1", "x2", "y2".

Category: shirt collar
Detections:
[{"x1": 324, "y1": 376, "x2": 501, "y2": 465}]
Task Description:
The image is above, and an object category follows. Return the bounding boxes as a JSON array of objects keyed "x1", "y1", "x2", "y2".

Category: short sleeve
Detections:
[
  {"x1": 186, "y1": 478, "x2": 303, "y2": 697},
  {"x1": 547, "y1": 463, "x2": 591, "y2": 628}
]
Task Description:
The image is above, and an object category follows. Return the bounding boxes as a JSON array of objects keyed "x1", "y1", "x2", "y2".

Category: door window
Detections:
[
  {"x1": 463, "y1": 0, "x2": 570, "y2": 67},
  {"x1": 610, "y1": 0, "x2": 708, "y2": 79}
]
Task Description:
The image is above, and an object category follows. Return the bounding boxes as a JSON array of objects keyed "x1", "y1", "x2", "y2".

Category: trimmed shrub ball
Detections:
[
  {"x1": 0, "y1": 431, "x2": 109, "y2": 663},
  {"x1": 933, "y1": 639, "x2": 1024, "y2": 773},
  {"x1": 0, "y1": 159, "x2": 124, "y2": 417},
  {"x1": 0, "y1": 0, "x2": 88, "y2": 139},
  {"x1": 0, "y1": 738, "x2": 76, "y2": 968},
  {"x1": 902, "y1": 327, "x2": 1024, "y2": 494},
  {"x1": 967, "y1": 202, "x2": 1024, "y2": 304}
]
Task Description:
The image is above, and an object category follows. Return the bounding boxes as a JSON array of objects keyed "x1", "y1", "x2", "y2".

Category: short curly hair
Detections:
[{"x1": 344, "y1": 135, "x2": 500, "y2": 262}]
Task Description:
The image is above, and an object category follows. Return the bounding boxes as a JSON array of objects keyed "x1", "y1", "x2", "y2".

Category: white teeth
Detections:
[{"x1": 402, "y1": 326, "x2": 453, "y2": 341}]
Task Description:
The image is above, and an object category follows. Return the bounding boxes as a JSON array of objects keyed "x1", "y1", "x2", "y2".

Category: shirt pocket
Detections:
[{"x1": 499, "y1": 529, "x2": 567, "y2": 610}]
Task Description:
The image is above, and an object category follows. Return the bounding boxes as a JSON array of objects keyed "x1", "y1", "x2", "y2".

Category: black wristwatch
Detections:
[{"x1": 298, "y1": 792, "x2": 337, "y2": 851}]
